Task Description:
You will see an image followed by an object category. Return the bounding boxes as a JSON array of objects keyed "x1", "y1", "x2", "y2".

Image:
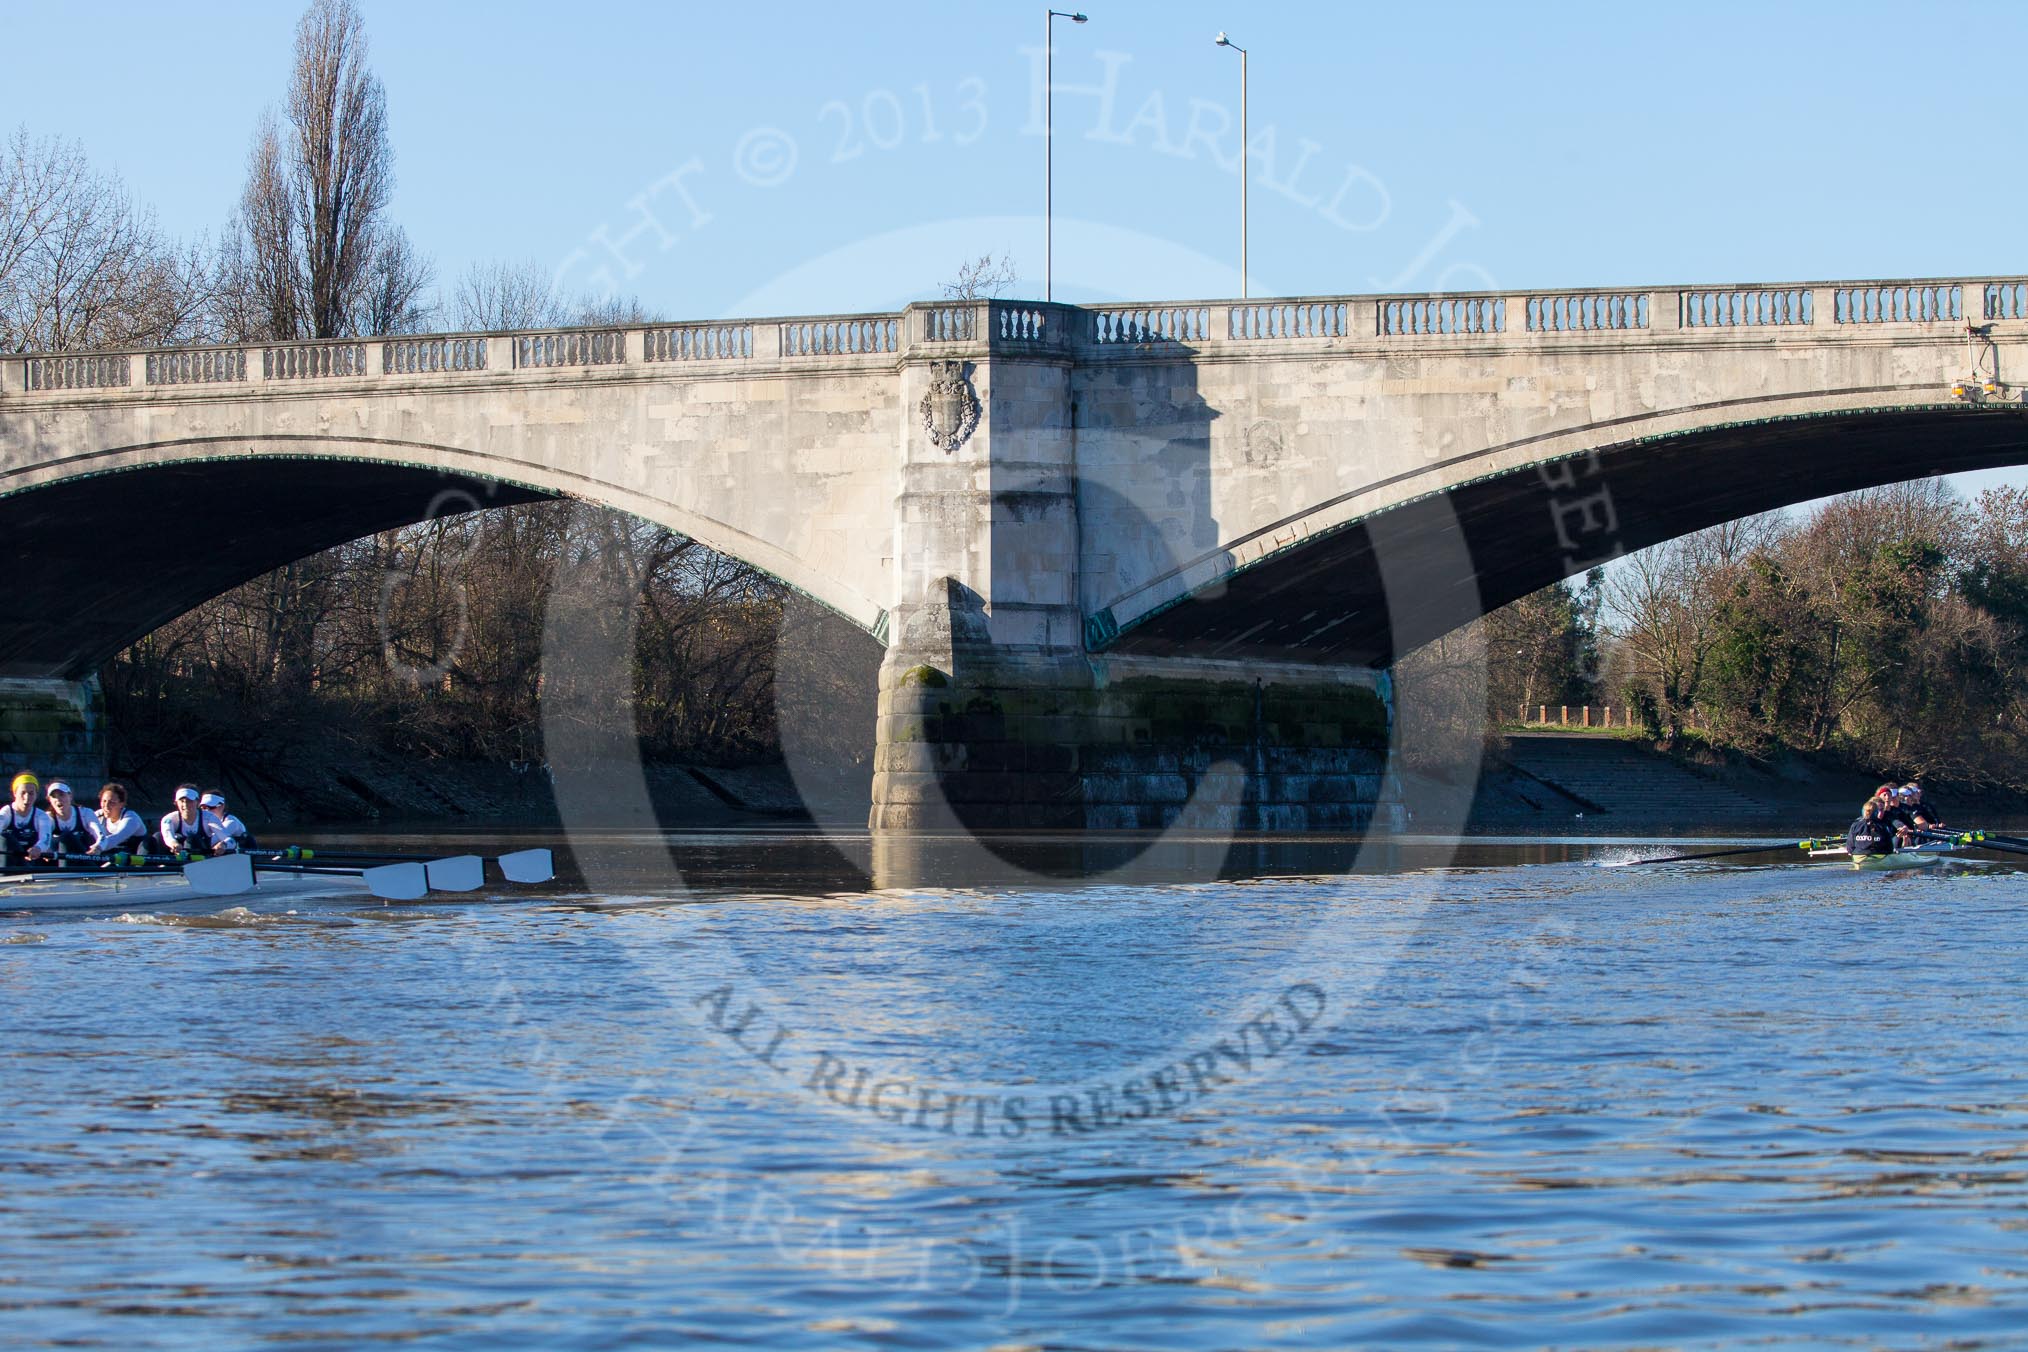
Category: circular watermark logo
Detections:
[{"x1": 528, "y1": 215, "x2": 1494, "y2": 1145}]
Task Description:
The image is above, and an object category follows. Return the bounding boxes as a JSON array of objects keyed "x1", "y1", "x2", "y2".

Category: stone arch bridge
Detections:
[{"x1": 5, "y1": 275, "x2": 2026, "y2": 828}]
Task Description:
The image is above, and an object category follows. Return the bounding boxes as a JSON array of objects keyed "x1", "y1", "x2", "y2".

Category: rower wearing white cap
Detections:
[
  {"x1": 43, "y1": 780, "x2": 99, "y2": 857},
  {"x1": 200, "y1": 791, "x2": 253, "y2": 853},
  {"x1": 90, "y1": 782, "x2": 147, "y2": 856},
  {"x1": 159, "y1": 783, "x2": 210, "y2": 856},
  {"x1": 3, "y1": 772, "x2": 55, "y2": 865}
]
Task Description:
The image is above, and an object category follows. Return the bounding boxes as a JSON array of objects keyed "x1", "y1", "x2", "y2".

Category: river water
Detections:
[{"x1": 2, "y1": 830, "x2": 2024, "y2": 1348}]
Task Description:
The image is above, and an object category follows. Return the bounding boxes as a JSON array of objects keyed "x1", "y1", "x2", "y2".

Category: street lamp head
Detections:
[
  {"x1": 1072, "y1": 11, "x2": 1087, "y2": 21},
  {"x1": 1215, "y1": 31, "x2": 1229, "y2": 44}
]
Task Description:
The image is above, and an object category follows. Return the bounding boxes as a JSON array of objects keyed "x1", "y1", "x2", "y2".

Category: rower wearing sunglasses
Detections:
[{"x1": 199, "y1": 792, "x2": 254, "y2": 854}]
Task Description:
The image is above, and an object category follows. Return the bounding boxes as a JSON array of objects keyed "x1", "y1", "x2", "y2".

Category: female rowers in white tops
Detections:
[
  {"x1": 90, "y1": 782, "x2": 148, "y2": 856},
  {"x1": 159, "y1": 784, "x2": 212, "y2": 856},
  {"x1": 44, "y1": 780, "x2": 99, "y2": 856},
  {"x1": 199, "y1": 792, "x2": 253, "y2": 853},
  {"x1": 2, "y1": 772, "x2": 55, "y2": 864}
]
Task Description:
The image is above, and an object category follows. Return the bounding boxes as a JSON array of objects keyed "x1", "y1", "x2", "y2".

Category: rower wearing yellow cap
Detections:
[{"x1": 3, "y1": 772, "x2": 55, "y2": 866}]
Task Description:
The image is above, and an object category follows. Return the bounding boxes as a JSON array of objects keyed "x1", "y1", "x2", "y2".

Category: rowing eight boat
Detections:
[
  {"x1": 0, "y1": 867, "x2": 370, "y2": 910},
  {"x1": 0, "y1": 848, "x2": 554, "y2": 910}
]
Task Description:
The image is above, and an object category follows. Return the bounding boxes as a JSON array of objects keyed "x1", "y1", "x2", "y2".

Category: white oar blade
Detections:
[
  {"x1": 496, "y1": 848, "x2": 554, "y2": 884},
  {"x1": 424, "y1": 854, "x2": 485, "y2": 893},
  {"x1": 361, "y1": 862, "x2": 428, "y2": 902},
  {"x1": 185, "y1": 853, "x2": 255, "y2": 896}
]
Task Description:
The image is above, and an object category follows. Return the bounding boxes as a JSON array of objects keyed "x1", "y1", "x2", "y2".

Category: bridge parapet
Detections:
[{"x1": 7, "y1": 274, "x2": 2026, "y2": 400}]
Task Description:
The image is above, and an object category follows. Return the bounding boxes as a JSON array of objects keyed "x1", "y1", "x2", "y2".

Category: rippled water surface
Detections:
[{"x1": 3, "y1": 831, "x2": 2025, "y2": 1348}]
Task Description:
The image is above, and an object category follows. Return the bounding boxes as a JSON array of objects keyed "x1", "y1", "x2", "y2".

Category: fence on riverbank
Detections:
[{"x1": 1512, "y1": 704, "x2": 1707, "y2": 730}]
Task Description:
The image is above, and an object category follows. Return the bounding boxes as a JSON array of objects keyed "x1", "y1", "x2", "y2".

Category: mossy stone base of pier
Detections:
[
  {"x1": 0, "y1": 678, "x2": 107, "y2": 789},
  {"x1": 871, "y1": 658, "x2": 1399, "y2": 832}
]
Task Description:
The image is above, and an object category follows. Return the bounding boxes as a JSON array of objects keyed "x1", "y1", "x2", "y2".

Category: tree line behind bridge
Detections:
[{"x1": 1403, "y1": 478, "x2": 2028, "y2": 793}]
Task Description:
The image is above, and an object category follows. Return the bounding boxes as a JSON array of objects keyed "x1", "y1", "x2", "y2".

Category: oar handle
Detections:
[{"x1": 255, "y1": 847, "x2": 453, "y2": 864}]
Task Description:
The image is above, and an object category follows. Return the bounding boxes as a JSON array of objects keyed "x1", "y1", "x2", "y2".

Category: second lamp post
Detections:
[
  {"x1": 1046, "y1": 9, "x2": 1089, "y2": 303},
  {"x1": 1215, "y1": 31, "x2": 1247, "y2": 299}
]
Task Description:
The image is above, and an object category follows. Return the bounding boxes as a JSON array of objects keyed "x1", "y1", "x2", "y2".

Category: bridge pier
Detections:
[
  {"x1": 871, "y1": 644, "x2": 1401, "y2": 832},
  {"x1": 0, "y1": 677, "x2": 107, "y2": 790},
  {"x1": 870, "y1": 320, "x2": 1402, "y2": 832}
]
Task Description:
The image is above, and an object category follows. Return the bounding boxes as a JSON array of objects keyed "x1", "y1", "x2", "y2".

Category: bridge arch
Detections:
[
  {"x1": 1097, "y1": 403, "x2": 2028, "y2": 666},
  {"x1": 0, "y1": 432, "x2": 887, "y2": 679}
]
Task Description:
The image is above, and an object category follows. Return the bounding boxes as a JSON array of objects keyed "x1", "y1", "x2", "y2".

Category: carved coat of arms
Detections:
[{"x1": 919, "y1": 360, "x2": 980, "y2": 453}]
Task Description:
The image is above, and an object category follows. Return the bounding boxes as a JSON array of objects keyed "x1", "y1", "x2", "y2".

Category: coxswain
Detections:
[
  {"x1": 2, "y1": 772, "x2": 55, "y2": 866},
  {"x1": 43, "y1": 780, "x2": 98, "y2": 857},
  {"x1": 159, "y1": 784, "x2": 211, "y2": 857},
  {"x1": 1845, "y1": 798, "x2": 1895, "y2": 857},
  {"x1": 199, "y1": 792, "x2": 254, "y2": 853},
  {"x1": 90, "y1": 782, "x2": 147, "y2": 856}
]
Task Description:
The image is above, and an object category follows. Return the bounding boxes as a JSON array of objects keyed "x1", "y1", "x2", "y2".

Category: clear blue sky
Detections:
[
  {"x1": 7, "y1": 0, "x2": 2025, "y2": 493},
  {"x1": 9, "y1": 0, "x2": 2026, "y2": 314}
]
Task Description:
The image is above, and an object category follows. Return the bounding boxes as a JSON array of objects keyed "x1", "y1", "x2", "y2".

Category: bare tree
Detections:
[
  {"x1": 942, "y1": 252, "x2": 1019, "y2": 301},
  {"x1": 290, "y1": 0, "x2": 388, "y2": 336},
  {"x1": 355, "y1": 222, "x2": 433, "y2": 334},
  {"x1": 217, "y1": 0, "x2": 427, "y2": 340},
  {"x1": 452, "y1": 259, "x2": 564, "y2": 331},
  {"x1": 0, "y1": 127, "x2": 210, "y2": 352}
]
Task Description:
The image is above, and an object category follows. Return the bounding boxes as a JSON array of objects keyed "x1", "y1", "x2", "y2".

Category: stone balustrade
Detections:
[
  {"x1": 1381, "y1": 295, "x2": 1504, "y2": 335},
  {"x1": 25, "y1": 354, "x2": 129, "y2": 391},
  {"x1": 1093, "y1": 305, "x2": 1210, "y2": 344},
  {"x1": 918, "y1": 305, "x2": 977, "y2": 343},
  {"x1": 643, "y1": 323, "x2": 751, "y2": 362},
  {"x1": 1527, "y1": 292, "x2": 1648, "y2": 332},
  {"x1": 384, "y1": 337, "x2": 487, "y2": 374},
  {"x1": 265, "y1": 342, "x2": 368, "y2": 379},
  {"x1": 1680, "y1": 287, "x2": 1812, "y2": 328},
  {"x1": 514, "y1": 330, "x2": 624, "y2": 368},
  {"x1": 148, "y1": 348, "x2": 248, "y2": 384},
  {"x1": 780, "y1": 315, "x2": 897, "y2": 357},
  {"x1": 8, "y1": 274, "x2": 2028, "y2": 396},
  {"x1": 1229, "y1": 300, "x2": 1347, "y2": 339}
]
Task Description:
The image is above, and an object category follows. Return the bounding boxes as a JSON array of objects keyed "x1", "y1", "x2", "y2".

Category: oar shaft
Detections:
[
  {"x1": 1625, "y1": 842, "x2": 1787, "y2": 866},
  {"x1": 252, "y1": 862, "x2": 368, "y2": 878},
  {"x1": 255, "y1": 849, "x2": 484, "y2": 865},
  {"x1": 1903, "y1": 827, "x2": 2028, "y2": 857},
  {"x1": 9, "y1": 855, "x2": 185, "y2": 879},
  {"x1": 253, "y1": 849, "x2": 416, "y2": 864}
]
